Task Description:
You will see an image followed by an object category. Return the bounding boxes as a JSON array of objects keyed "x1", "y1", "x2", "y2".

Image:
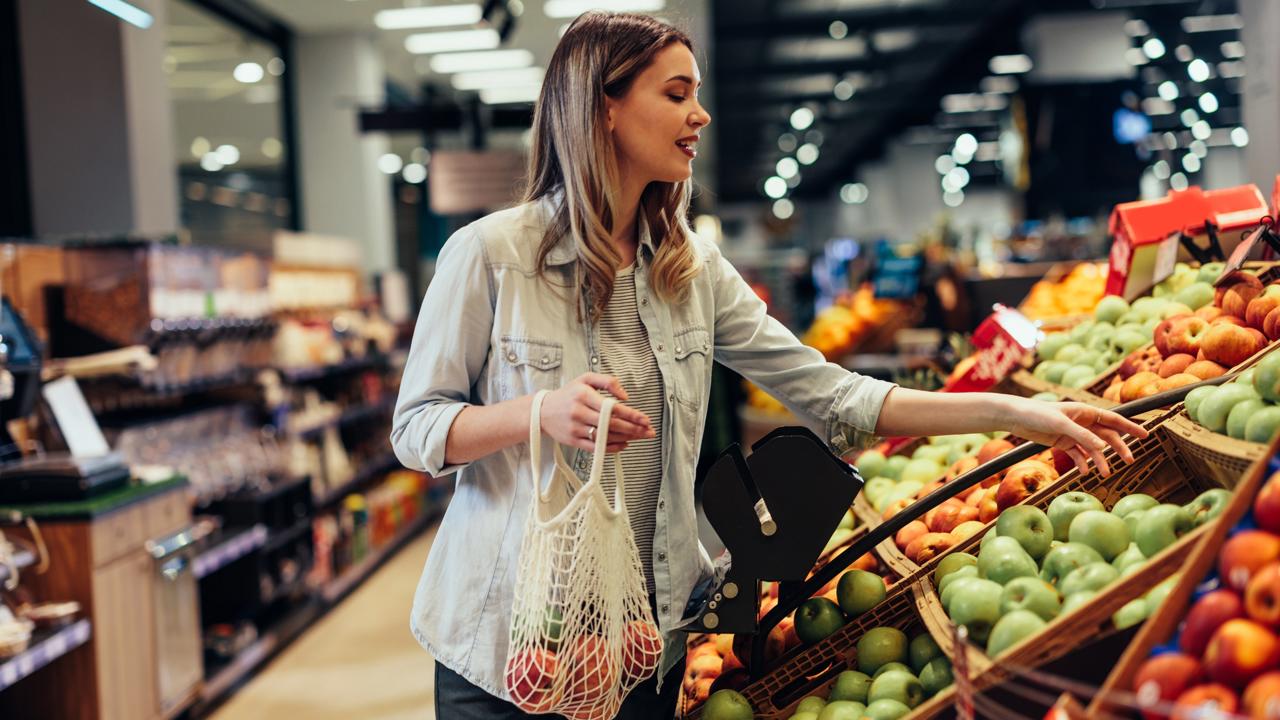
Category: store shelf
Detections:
[
  {"x1": 290, "y1": 397, "x2": 395, "y2": 439},
  {"x1": 0, "y1": 548, "x2": 35, "y2": 588},
  {"x1": 0, "y1": 618, "x2": 91, "y2": 693},
  {"x1": 193, "y1": 525, "x2": 269, "y2": 580},
  {"x1": 319, "y1": 507, "x2": 439, "y2": 605},
  {"x1": 314, "y1": 452, "x2": 400, "y2": 509},
  {"x1": 278, "y1": 355, "x2": 385, "y2": 384},
  {"x1": 197, "y1": 601, "x2": 321, "y2": 708},
  {"x1": 261, "y1": 519, "x2": 312, "y2": 555}
]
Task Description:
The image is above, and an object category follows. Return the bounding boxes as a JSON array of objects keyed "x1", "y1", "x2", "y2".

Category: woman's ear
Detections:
[{"x1": 604, "y1": 95, "x2": 618, "y2": 132}]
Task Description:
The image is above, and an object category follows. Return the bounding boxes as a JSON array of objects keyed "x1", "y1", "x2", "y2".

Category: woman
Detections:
[{"x1": 392, "y1": 11, "x2": 1147, "y2": 719}]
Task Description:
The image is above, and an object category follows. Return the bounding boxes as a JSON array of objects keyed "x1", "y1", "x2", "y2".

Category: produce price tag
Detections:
[{"x1": 944, "y1": 306, "x2": 1038, "y2": 393}]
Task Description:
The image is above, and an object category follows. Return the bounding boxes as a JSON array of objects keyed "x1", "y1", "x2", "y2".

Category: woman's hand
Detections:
[
  {"x1": 1004, "y1": 398, "x2": 1150, "y2": 476},
  {"x1": 540, "y1": 373, "x2": 656, "y2": 452}
]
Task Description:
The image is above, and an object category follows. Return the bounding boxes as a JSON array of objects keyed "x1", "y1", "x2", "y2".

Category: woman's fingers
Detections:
[
  {"x1": 1064, "y1": 446, "x2": 1092, "y2": 476},
  {"x1": 1095, "y1": 427, "x2": 1133, "y2": 464},
  {"x1": 1094, "y1": 409, "x2": 1149, "y2": 439},
  {"x1": 579, "y1": 385, "x2": 652, "y2": 431},
  {"x1": 1057, "y1": 420, "x2": 1111, "y2": 476},
  {"x1": 579, "y1": 373, "x2": 630, "y2": 402}
]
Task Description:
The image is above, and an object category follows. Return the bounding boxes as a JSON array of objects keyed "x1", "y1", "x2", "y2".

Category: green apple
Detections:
[
  {"x1": 1162, "y1": 302, "x2": 1194, "y2": 319},
  {"x1": 1040, "y1": 542, "x2": 1105, "y2": 586},
  {"x1": 868, "y1": 670, "x2": 925, "y2": 709},
  {"x1": 1174, "y1": 281, "x2": 1215, "y2": 310},
  {"x1": 856, "y1": 627, "x2": 908, "y2": 675},
  {"x1": 978, "y1": 536, "x2": 1039, "y2": 585},
  {"x1": 919, "y1": 657, "x2": 953, "y2": 697},
  {"x1": 873, "y1": 662, "x2": 913, "y2": 679},
  {"x1": 881, "y1": 481, "x2": 924, "y2": 509},
  {"x1": 862, "y1": 699, "x2": 912, "y2": 720},
  {"x1": 1112, "y1": 493, "x2": 1158, "y2": 518},
  {"x1": 884, "y1": 455, "x2": 909, "y2": 480},
  {"x1": 1184, "y1": 488, "x2": 1233, "y2": 527},
  {"x1": 1069, "y1": 321, "x2": 1095, "y2": 343},
  {"x1": 1047, "y1": 492, "x2": 1105, "y2": 542},
  {"x1": 939, "y1": 568, "x2": 981, "y2": 610},
  {"x1": 1060, "y1": 562, "x2": 1121, "y2": 597},
  {"x1": 999, "y1": 576, "x2": 1061, "y2": 621},
  {"x1": 795, "y1": 598, "x2": 847, "y2": 645},
  {"x1": 1060, "y1": 590, "x2": 1098, "y2": 615},
  {"x1": 1145, "y1": 574, "x2": 1180, "y2": 611},
  {"x1": 865, "y1": 477, "x2": 897, "y2": 510},
  {"x1": 1246, "y1": 406, "x2": 1280, "y2": 444},
  {"x1": 1061, "y1": 365, "x2": 1097, "y2": 389},
  {"x1": 1086, "y1": 327, "x2": 1115, "y2": 353},
  {"x1": 827, "y1": 671, "x2": 872, "y2": 704},
  {"x1": 995, "y1": 506, "x2": 1055, "y2": 561},
  {"x1": 1054, "y1": 343, "x2": 1087, "y2": 364},
  {"x1": 857, "y1": 450, "x2": 888, "y2": 480},
  {"x1": 900, "y1": 459, "x2": 943, "y2": 486},
  {"x1": 1043, "y1": 361, "x2": 1072, "y2": 384},
  {"x1": 1239, "y1": 368, "x2": 1257, "y2": 387},
  {"x1": 1124, "y1": 509, "x2": 1147, "y2": 538},
  {"x1": 1254, "y1": 350, "x2": 1280, "y2": 402},
  {"x1": 796, "y1": 696, "x2": 827, "y2": 715},
  {"x1": 1111, "y1": 543, "x2": 1147, "y2": 573},
  {"x1": 1135, "y1": 504, "x2": 1194, "y2": 557},
  {"x1": 1113, "y1": 327, "x2": 1149, "y2": 356},
  {"x1": 948, "y1": 578, "x2": 1003, "y2": 643},
  {"x1": 1200, "y1": 385, "x2": 1262, "y2": 434},
  {"x1": 1184, "y1": 385, "x2": 1218, "y2": 423},
  {"x1": 980, "y1": 529, "x2": 999, "y2": 551},
  {"x1": 1197, "y1": 262, "x2": 1225, "y2": 283},
  {"x1": 1228, "y1": 399, "x2": 1268, "y2": 440},
  {"x1": 1112, "y1": 598, "x2": 1149, "y2": 630},
  {"x1": 1094, "y1": 296, "x2": 1130, "y2": 324},
  {"x1": 1073, "y1": 350, "x2": 1102, "y2": 368},
  {"x1": 838, "y1": 569, "x2": 887, "y2": 618},
  {"x1": 1067, "y1": 510, "x2": 1130, "y2": 562},
  {"x1": 838, "y1": 509, "x2": 857, "y2": 531},
  {"x1": 1031, "y1": 392, "x2": 1061, "y2": 402},
  {"x1": 817, "y1": 701, "x2": 866, "y2": 720},
  {"x1": 912, "y1": 445, "x2": 951, "y2": 465},
  {"x1": 1037, "y1": 334, "x2": 1072, "y2": 363},
  {"x1": 788, "y1": 713, "x2": 818, "y2": 720},
  {"x1": 934, "y1": 553, "x2": 978, "y2": 586},
  {"x1": 909, "y1": 633, "x2": 942, "y2": 673},
  {"x1": 986, "y1": 609, "x2": 1047, "y2": 657}
]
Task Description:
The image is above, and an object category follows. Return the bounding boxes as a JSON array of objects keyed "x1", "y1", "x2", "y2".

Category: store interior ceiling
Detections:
[{"x1": 166, "y1": 0, "x2": 1246, "y2": 210}]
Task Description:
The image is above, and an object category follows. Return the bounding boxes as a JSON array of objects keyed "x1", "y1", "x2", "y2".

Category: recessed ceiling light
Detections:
[
  {"x1": 375, "y1": 4, "x2": 482, "y2": 30},
  {"x1": 405, "y1": 29, "x2": 500, "y2": 55}
]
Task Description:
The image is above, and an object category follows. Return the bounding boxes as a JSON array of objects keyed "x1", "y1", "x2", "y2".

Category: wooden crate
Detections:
[
  {"x1": 1088, "y1": 435, "x2": 1280, "y2": 717},
  {"x1": 1163, "y1": 411, "x2": 1270, "y2": 489}
]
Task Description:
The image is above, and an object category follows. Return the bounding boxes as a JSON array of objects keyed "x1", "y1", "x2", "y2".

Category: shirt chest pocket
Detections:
[
  {"x1": 671, "y1": 327, "x2": 710, "y2": 407},
  {"x1": 498, "y1": 336, "x2": 564, "y2": 398}
]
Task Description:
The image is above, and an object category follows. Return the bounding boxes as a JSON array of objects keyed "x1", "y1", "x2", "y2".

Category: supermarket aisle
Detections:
[{"x1": 212, "y1": 524, "x2": 440, "y2": 720}]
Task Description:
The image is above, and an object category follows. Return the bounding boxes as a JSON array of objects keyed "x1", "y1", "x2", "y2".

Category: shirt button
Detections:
[
  {"x1": 657, "y1": 500, "x2": 665, "y2": 510},
  {"x1": 640, "y1": 298, "x2": 648, "y2": 306},
  {"x1": 591, "y1": 356, "x2": 598, "y2": 365},
  {"x1": 657, "y1": 343, "x2": 665, "y2": 352},
  {"x1": 507, "y1": 352, "x2": 517, "y2": 362},
  {"x1": 541, "y1": 357, "x2": 550, "y2": 365},
  {"x1": 660, "y1": 603, "x2": 669, "y2": 613},
  {"x1": 675, "y1": 346, "x2": 682, "y2": 354},
  {"x1": 658, "y1": 552, "x2": 667, "y2": 562},
  {"x1": 577, "y1": 458, "x2": 587, "y2": 469}
]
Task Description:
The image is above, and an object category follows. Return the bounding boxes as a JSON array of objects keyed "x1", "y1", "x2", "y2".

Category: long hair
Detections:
[{"x1": 523, "y1": 11, "x2": 702, "y2": 323}]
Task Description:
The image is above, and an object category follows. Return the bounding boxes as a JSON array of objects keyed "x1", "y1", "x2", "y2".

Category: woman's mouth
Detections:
[{"x1": 676, "y1": 139, "x2": 698, "y2": 159}]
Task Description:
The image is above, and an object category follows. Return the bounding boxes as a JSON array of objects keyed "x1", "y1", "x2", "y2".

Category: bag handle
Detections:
[{"x1": 528, "y1": 390, "x2": 626, "y2": 509}]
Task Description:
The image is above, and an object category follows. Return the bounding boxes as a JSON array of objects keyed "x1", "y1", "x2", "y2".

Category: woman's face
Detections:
[{"x1": 606, "y1": 43, "x2": 711, "y2": 185}]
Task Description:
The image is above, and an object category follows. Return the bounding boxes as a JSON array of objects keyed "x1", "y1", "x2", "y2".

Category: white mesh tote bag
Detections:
[{"x1": 504, "y1": 390, "x2": 663, "y2": 719}]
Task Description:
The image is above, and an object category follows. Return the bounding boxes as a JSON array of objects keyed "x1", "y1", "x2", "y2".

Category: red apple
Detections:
[
  {"x1": 1202, "y1": 324, "x2": 1267, "y2": 367},
  {"x1": 1121, "y1": 371, "x2": 1163, "y2": 403},
  {"x1": 978, "y1": 439, "x2": 1016, "y2": 465},
  {"x1": 1167, "y1": 316, "x2": 1212, "y2": 356},
  {"x1": 917, "y1": 480, "x2": 944, "y2": 499},
  {"x1": 1197, "y1": 306, "x2": 1226, "y2": 322},
  {"x1": 1265, "y1": 307, "x2": 1280, "y2": 341},
  {"x1": 506, "y1": 649, "x2": 561, "y2": 712},
  {"x1": 996, "y1": 460, "x2": 1058, "y2": 510},
  {"x1": 925, "y1": 500, "x2": 965, "y2": 533},
  {"x1": 882, "y1": 498, "x2": 913, "y2": 521},
  {"x1": 1248, "y1": 297, "x2": 1280, "y2": 330},
  {"x1": 1243, "y1": 671, "x2": 1280, "y2": 719},
  {"x1": 1255, "y1": 472, "x2": 1280, "y2": 534},
  {"x1": 896, "y1": 520, "x2": 929, "y2": 550},
  {"x1": 1220, "y1": 274, "x2": 1266, "y2": 319},
  {"x1": 1158, "y1": 373, "x2": 1202, "y2": 391},
  {"x1": 946, "y1": 456, "x2": 980, "y2": 482},
  {"x1": 1185, "y1": 360, "x2": 1228, "y2": 380},
  {"x1": 1246, "y1": 563, "x2": 1280, "y2": 627},
  {"x1": 1158, "y1": 353, "x2": 1197, "y2": 378},
  {"x1": 621, "y1": 621, "x2": 662, "y2": 683},
  {"x1": 978, "y1": 488, "x2": 1000, "y2": 523},
  {"x1": 1205, "y1": 619, "x2": 1280, "y2": 688},
  {"x1": 905, "y1": 532, "x2": 955, "y2": 564},
  {"x1": 1172, "y1": 684, "x2": 1241, "y2": 719},
  {"x1": 1250, "y1": 327, "x2": 1270, "y2": 349},
  {"x1": 1181, "y1": 590, "x2": 1247, "y2": 657},
  {"x1": 1132, "y1": 653, "x2": 1204, "y2": 720},
  {"x1": 1220, "y1": 531, "x2": 1280, "y2": 591},
  {"x1": 1212, "y1": 315, "x2": 1248, "y2": 327},
  {"x1": 1156, "y1": 317, "x2": 1191, "y2": 357},
  {"x1": 565, "y1": 635, "x2": 620, "y2": 704},
  {"x1": 1050, "y1": 448, "x2": 1074, "y2": 475}
]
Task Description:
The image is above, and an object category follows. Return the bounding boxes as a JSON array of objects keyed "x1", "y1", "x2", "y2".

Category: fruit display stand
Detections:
[
  {"x1": 1085, "y1": 433, "x2": 1280, "y2": 718},
  {"x1": 1017, "y1": 262, "x2": 1109, "y2": 332}
]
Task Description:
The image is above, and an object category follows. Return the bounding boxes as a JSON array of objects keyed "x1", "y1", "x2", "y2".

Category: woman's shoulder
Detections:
[{"x1": 443, "y1": 200, "x2": 552, "y2": 270}]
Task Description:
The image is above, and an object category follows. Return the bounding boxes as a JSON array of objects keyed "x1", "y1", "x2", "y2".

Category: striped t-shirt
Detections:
[{"x1": 596, "y1": 264, "x2": 664, "y2": 594}]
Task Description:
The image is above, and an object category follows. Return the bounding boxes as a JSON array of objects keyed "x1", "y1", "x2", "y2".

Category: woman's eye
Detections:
[{"x1": 668, "y1": 94, "x2": 686, "y2": 102}]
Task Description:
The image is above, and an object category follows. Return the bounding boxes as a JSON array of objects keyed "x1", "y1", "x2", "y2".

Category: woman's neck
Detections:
[{"x1": 611, "y1": 175, "x2": 647, "y2": 267}]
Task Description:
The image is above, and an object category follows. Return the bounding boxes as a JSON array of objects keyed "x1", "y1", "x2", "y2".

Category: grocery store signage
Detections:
[
  {"x1": 871, "y1": 252, "x2": 922, "y2": 300},
  {"x1": 945, "y1": 305, "x2": 1037, "y2": 393}
]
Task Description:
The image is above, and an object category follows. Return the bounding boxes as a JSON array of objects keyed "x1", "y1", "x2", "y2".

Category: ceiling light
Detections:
[
  {"x1": 805, "y1": 130, "x2": 824, "y2": 146},
  {"x1": 375, "y1": 4, "x2": 482, "y2": 29},
  {"x1": 411, "y1": 147, "x2": 431, "y2": 164},
  {"x1": 797, "y1": 143, "x2": 820, "y2": 165},
  {"x1": 776, "y1": 157, "x2": 799, "y2": 179},
  {"x1": 1182, "y1": 154, "x2": 1201, "y2": 173},
  {"x1": 785, "y1": 173, "x2": 801, "y2": 189},
  {"x1": 262, "y1": 138, "x2": 282, "y2": 159},
  {"x1": 1170, "y1": 172, "x2": 1189, "y2": 190},
  {"x1": 778, "y1": 134, "x2": 798, "y2": 153},
  {"x1": 763, "y1": 176, "x2": 787, "y2": 199},
  {"x1": 1198, "y1": 92, "x2": 1219, "y2": 113},
  {"x1": 935, "y1": 155, "x2": 956, "y2": 175},
  {"x1": 1222, "y1": 41, "x2": 1245, "y2": 59},
  {"x1": 86, "y1": 0, "x2": 153, "y2": 29},
  {"x1": 1181, "y1": 109, "x2": 1199, "y2": 127},
  {"x1": 829, "y1": 21, "x2": 848, "y2": 40},
  {"x1": 402, "y1": 163, "x2": 428, "y2": 184},
  {"x1": 1181, "y1": 14, "x2": 1244, "y2": 33},
  {"x1": 833, "y1": 80, "x2": 854, "y2": 101},
  {"x1": 1141, "y1": 97, "x2": 1174, "y2": 115},
  {"x1": 451, "y1": 67, "x2": 544, "y2": 91},
  {"x1": 1175, "y1": 44, "x2": 1194, "y2": 62},
  {"x1": 989, "y1": 54, "x2": 1032, "y2": 75},
  {"x1": 790, "y1": 107, "x2": 815, "y2": 131},
  {"x1": 378, "y1": 153, "x2": 404, "y2": 175},
  {"x1": 234, "y1": 62, "x2": 264, "y2": 84},
  {"x1": 1188, "y1": 59, "x2": 1211, "y2": 82},
  {"x1": 946, "y1": 166, "x2": 970, "y2": 189},
  {"x1": 980, "y1": 76, "x2": 1018, "y2": 94},
  {"x1": 954, "y1": 133, "x2": 978, "y2": 157},
  {"x1": 479, "y1": 86, "x2": 540, "y2": 104},
  {"x1": 200, "y1": 153, "x2": 223, "y2": 172},
  {"x1": 405, "y1": 29, "x2": 500, "y2": 54},
  {"x1": 943, "y1": 190, "x2": 964, "y2": 207},
  {"x1": 215, "y1": 145, "x2": 239, "y2": 165},
  {"x1": 267, "y1": 58, "x2": 285, "y2": 76},
  {"x1": 772, "y1": 198, "x2": 794, "y2": 220},
  {"x1": 1158, "y1": 81, "x2": 1179, "y2": 101},
  {"x1": 1142, "y1": 38, "x2": 1166, "y2": 59},
  {"x1": 430, "y1": 49, "x2": 534, "y2": 73},
  {"x1": 1232, "y1": 127, "x2": 1250, "y2": 147},
  {"x1": 1163, "y1": 132, "x2": 1179, "y2": 149},
  {"x1": 191, "y1": 137, "x2": 210, "y2": 159},
  {"x1": 544, "y1": 0, "x2": 664, "y2": 18},
  {"x1": 840, "y1": 183, "x2": 868, "y2": 204},
  {"x1": 1189, "y1": 140, "x2": 1208, "y2": 158},
  {"x1": 1192, "y1": 121, "x2": 1212, "y2": 140},
  {"x1": 1124, "y1": 19, "x2": 1150, "y2": 37},
  {"x1": 1153, "y1": 160, "x2": 1170, "y2": 179}
]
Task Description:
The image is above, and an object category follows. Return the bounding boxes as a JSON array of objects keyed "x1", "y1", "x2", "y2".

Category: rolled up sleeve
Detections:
[
  {"x1": 391, "y1": 227, "x2": 494, "y2": 476},
  {"x1": 705, "y1": 241, "x2": 895, "y2": 453}
]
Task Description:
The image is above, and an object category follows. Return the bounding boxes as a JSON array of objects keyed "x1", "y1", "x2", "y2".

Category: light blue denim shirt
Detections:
[{"x1": 391, "y1": 195, "x2": 895, "y2": 700}]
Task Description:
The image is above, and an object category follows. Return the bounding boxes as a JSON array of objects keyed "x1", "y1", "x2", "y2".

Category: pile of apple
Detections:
[
  {"x1": 1129, "y1": 469, "x2": 1280, "y2": 719},
  {"x1": 1184, "y1": 349, "x2": 1280, "y2": 443},
  {"x1": 857, "y1": 433, "x2": 1012, "y2": 520},
  {"x1": 936, "y1": 486, "x2": 1229, "y2": 659},
  {"x1": 779, "y1": 627, "x2": 954, "y2": 720},
  {"x1": 1099, "y1": 268, "x2": 1280, "y2": 403}
]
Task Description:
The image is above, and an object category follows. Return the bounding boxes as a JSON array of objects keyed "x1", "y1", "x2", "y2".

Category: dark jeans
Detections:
[{"x1": 434, "y1": 661, "x2": 683, "y2": 720}]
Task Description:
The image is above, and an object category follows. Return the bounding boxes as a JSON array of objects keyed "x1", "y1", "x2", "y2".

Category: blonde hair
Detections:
[{"x1": 524, "y1": 11, "x2": 702, "y2": 323}]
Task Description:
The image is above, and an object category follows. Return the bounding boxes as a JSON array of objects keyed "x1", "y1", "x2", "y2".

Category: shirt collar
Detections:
[{"x1": 538, "y1": 192, "x2": 657, "y2": 266}]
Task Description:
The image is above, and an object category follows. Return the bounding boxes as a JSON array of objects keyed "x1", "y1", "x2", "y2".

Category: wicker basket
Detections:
[{"x1": 1163, "y1": 411, "x2": 1269, "y2": 489}]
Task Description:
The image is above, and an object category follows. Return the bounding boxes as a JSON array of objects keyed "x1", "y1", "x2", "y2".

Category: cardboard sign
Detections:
[{"x1": 944, "y1": 306, "x2": 1038, "y2": 393}]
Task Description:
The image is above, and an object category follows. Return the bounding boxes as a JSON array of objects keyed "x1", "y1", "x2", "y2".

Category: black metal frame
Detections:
[{"x1": 0, "y1": 0, "x2": 32, "y2": 237}]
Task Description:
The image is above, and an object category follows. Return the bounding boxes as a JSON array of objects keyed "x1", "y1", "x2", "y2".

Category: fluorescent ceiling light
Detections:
[
  {"x1": 479, "y1": 86, "x2": 541, "y2": 104},
  {"x1": 1181, "y1": 14, "x2": 1243, "y2": 33},
  {"x1": 233, "y1": 62, "x2": 264, "y2": 84},
  {"x1": 989, "y1": 54, "x2": 1032, "y2": 75},
  {"x1": 376, "y1": 4, "x2": 482, "y2": 30},
  {"x1": 451, "y1": 67, "x2": 544, "y2": 91},
  {"x1": 86, "y1": 0, "x2": 153, "y2": 29},
  {"x1": 430, "y1": 49, "x2": 534, "y2": 74},
  {"x1": 405, "y1": 29, "x2": 500, "y2": 54},
  {"x1": 544, "y1": 0, "x2": 664, "y2": 18}
]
